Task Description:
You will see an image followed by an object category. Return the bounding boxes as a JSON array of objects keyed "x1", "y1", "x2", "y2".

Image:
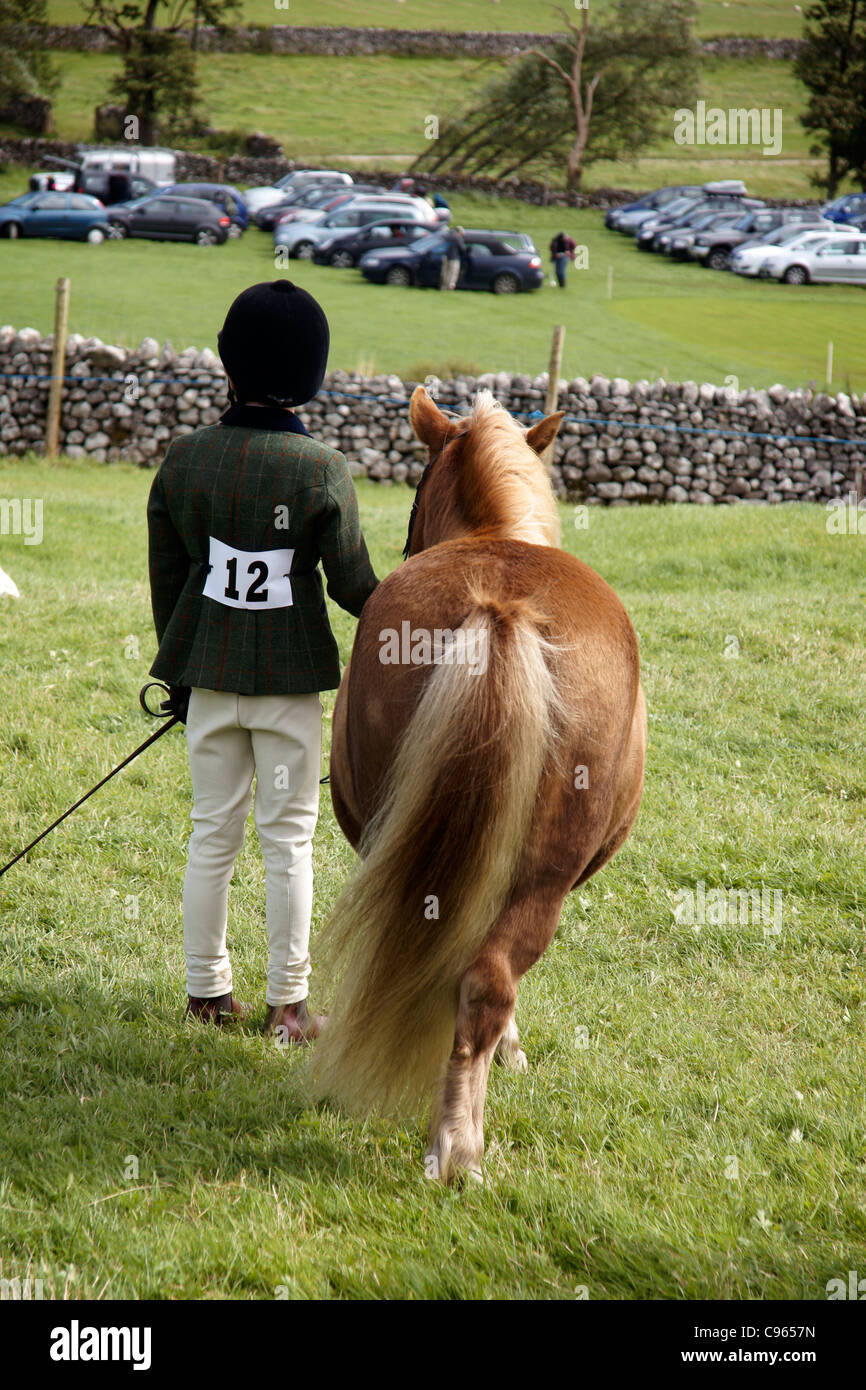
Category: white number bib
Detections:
[{"x1": 202, "y1": 537, "x2": 295, "y2": 610}]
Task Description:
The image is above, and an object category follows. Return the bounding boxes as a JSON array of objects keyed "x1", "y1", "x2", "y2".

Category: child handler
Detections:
[{"x1": 147, "y1": 280, "x2": 379, "y2": 1038}]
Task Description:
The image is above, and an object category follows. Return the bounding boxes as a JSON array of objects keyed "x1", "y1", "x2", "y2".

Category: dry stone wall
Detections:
[
  {"x1": 1, "y1": 327, "x2": 863, "y2": 505},
  {"x1": 29, "y1": 26, "x2": 804, "y2": 60}
]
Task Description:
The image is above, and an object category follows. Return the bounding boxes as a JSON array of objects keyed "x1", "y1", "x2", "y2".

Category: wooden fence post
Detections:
[
  {"x1": 542, "y1": 324, "x2": 566, "y2": 470},
  {"x1": 45, "y1": 276, "x2": 70, "y2": 458}
]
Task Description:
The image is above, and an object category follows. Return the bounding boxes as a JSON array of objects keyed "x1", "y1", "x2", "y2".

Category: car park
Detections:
[
  {"x1": 272, "y1": 187, "x2": 387, "y2": 229},
  {"x1": 689, "y1": 206, "x2": 828, "y2": 269},
  {"x1": 660, "y1": 210, "x2": 745, "y2": 259},
  {"x1": 639, "y1": 195, "x2": 765, "y2": 252},
  {"x1": 358, "y1": 228, "x2": 544, "y2": 293},
  {"x1": 313, "y1": 217, "x2": 439, "y2": 267},
  {"x1": 0, "y1": 191, "x2": 112, "y2": 242},
  {"x1": 759, "y1": 231, "x2": 866, "y2": 284},
  {"x1": 259, "y1": 184, "x2": 385, "y2": 231},
  {"x1": 274, "y1": 197, "x2": 433, "y2": 256},
  {"x1": 256, "y1": 184, "x2": 344, "y2": 230},
  {"x1": 243, "y1": 170, "x2": 353, "y2": 216},
  {"x1": 606, "y1": 185, "x2": 703, "y2": 233},
  {"x1": 108, "y1": 194, "x2": 232, "y2": 245}
]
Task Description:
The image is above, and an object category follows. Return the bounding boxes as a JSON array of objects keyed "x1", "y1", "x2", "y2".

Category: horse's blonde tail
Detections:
[{"x1": 309, "y1": 586, "x2": 564, "y2": 1117}]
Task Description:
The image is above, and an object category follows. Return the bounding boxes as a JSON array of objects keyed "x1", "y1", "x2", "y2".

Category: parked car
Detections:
[
  {"x1": 108, "y1": 194, "x2": 232, "y2": 244},
  {"x1": 42, "y1": 148, "x2": 174, "y2": 203},
  {"x1": 313, "y1": 216, "x2": 439, "y2": 267},
  {"x1": 243, "y1": 170, "x2": 353, "y2": 216},
  {"x1": 759, "y1": 231, "x2": 866, "y2": 284},
  {"x1": 159, "y1": 182, "x2": 249, "y2": 234},
  {"x1": 257, "y1": 184, "x2": 384, "y2": 231},
  {"x1": 0, "y1": 191, "x2": 111, "y2": 242},
  {"x1": 633, "y1": 181, "x2": 756, "y2": 248},
  {"x1": 272, "y1": 186, "x2": 388, "y2": 229},
  {"x1": 638, "y1": 194, "x2": 764, "y2": 253},
  {"x1": 689, "y1": 206, "x2": 829, "y2": 269},
  {"x1": 359, "y1": 229, "x2": 544, "y2": 293},
  {"x1": 821, "y1": 193, "x2": 866, "y2": 224},
  {"x1": 659, "y1": 210, "x2": 745, "y2": 259},
  {"x1": 606, "y1": 185, "x2": 703, "y2": 233},
  {"x1": 274, "y1": 197, "x2": 432, "y2": 256},
  {"x1": 729, "y1": 222, "x2": 841, "y2": 276},
  {"x1": 36, "y1": 161, "x2": 157, "y2": 205}
]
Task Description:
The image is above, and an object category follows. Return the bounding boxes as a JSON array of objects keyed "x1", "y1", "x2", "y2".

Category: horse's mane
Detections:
[
  {"x1": 403, "y1": 391, "x2": 561, "y2": 557},
  {"x1": 464, "y1": 391, "x2": 561, "y2": 547}
]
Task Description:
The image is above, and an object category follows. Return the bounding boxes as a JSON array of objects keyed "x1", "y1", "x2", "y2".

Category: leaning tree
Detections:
[{"x1": 413, "y1": 0, "x2": 699, "y2": 191}]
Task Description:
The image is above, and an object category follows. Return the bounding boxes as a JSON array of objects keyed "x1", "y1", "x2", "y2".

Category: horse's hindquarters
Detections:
[{"x1": 332, "y1": 537, "x2": 645, "y2": 898}]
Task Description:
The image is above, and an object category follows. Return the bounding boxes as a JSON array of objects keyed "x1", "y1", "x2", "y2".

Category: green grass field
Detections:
[
  {"x1": 1, "y1": 188, "x2": 864, "y2": 391},
  {"x1": 43, "y1": 0, "x2": 809, "y2": 40},
  {"x1": 5, "y1": 50, "x2": 823, "y2": 198},
  {"x1": 0, "y1": 460, "x2": 864, "y2": 1298}
]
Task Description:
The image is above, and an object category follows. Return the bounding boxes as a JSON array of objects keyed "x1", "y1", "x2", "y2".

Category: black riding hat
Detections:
[{"x1": 217, "y1": 279, "x2": 330, "y2": 407}]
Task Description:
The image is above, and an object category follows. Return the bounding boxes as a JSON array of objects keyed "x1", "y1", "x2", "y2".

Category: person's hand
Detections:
[{"x1": 167, "y1": 685, "x2": 191, "y2": 724}]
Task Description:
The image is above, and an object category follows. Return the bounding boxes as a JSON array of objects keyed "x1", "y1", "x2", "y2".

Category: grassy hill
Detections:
[{"x1": 5, "y1": 52, "x2": 821, "y2": 200}]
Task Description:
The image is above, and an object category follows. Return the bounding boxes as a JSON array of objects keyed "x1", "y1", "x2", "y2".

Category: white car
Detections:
[
  {"x1": 243, "y1": 170, "x2": 352, "y2": 216},
  {"x1": 729, "y1": 221, "x2": 836, "y2": 276},
  {"x1": 756, "y1": 228, "x2": 863, "y2": 282},
  {"x1": 274, "y1": 197, "x2": 433, "y2": 256},
  {"x1": 762, "y1": 232, "x2": 866, "y2": 285}
]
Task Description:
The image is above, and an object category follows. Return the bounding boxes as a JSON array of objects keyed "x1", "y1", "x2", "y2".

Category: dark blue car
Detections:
[{"x1": 359, "y1": 229, "x2": 543, "y2": 293}]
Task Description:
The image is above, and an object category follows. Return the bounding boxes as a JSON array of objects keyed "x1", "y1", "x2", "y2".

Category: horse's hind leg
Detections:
[
  {"x1": 426, "y1": 893, "x2": 565, "y2": 1183},
  {"x1": 425, "y1": 951, "x2": 515, "y2": 1184},
  {"x1": 494, "y1": 1011, "x2": 527, "y2": 1071}
]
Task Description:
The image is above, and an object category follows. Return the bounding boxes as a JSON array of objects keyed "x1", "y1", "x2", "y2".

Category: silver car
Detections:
[
  {"x1": 274, "y1": 197, "x2": 433, "y2": 257},
  {"x1": 759, "y1": 230, "x2": 865, "y2": 284}
]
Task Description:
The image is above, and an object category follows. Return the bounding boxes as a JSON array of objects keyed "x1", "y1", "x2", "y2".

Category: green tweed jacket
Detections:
[{"x1": 147, "y1": 404, "x2": 379, "y2": 695}]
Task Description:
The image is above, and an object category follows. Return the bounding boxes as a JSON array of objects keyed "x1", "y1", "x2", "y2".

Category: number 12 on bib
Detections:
[{"x1": 202, "y1": 537, "x2": 295, "y2": 611}]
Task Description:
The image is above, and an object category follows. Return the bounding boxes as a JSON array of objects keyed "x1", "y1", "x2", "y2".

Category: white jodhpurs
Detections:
[{"x1": 182, "y1": 687, "x2": 323, "y2": 1007}]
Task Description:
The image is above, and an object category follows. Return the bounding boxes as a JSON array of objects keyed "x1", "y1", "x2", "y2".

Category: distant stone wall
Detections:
[
  {"x1": 2, "y1": 328, "x2": 863, "y2": 505},
  {"x1": 0, "y1": 138, "x2": 816, "y2": 211},
  {"x1": 28, "y1": 25, "x2": 804, "y2": 59}
]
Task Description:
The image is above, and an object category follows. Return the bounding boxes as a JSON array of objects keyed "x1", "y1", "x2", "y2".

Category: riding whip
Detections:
[{"x1": 0, "y1": 682, "x2": 180, "y2": 878}]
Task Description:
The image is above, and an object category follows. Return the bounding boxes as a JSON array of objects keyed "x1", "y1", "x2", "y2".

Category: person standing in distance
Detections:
[
  {"x1": 549, "y1": 230, "x2": 577, "y2": 288},
  {"x1": 440, "y1": 225, "x2": 466, "y2": 291},
  {"x1": 147, "y1": 281, "x2": 379, "y2": 1038}
]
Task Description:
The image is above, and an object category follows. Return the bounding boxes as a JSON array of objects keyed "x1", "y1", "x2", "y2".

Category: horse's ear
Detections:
[
  {"x1": 409, "y1": 386, "x2": 463, "y2": 450},
  {"x1": 525, "y1": 411, "x2": 565, "y2": 457}
]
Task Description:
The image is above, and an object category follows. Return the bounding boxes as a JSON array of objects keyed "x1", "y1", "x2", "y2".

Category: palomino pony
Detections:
[{"x1": 311, "y1": 387, "x2": 646, "y2": 1182}]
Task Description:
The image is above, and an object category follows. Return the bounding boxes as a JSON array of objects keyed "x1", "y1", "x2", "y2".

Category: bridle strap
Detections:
[{"x1": 402, "y1": 428, "x2": 468, "y2": 560}]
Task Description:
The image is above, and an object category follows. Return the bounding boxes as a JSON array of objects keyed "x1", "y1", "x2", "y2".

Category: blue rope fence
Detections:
[{"x1": 1, "y1": 371, "x2": 864, "y2": 451}]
